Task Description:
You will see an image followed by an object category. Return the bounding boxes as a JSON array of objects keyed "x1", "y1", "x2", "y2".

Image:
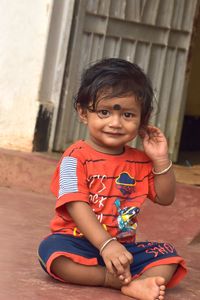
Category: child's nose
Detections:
[{"x1": 108, "y1": 114, "x2": 122, "y2": 128}]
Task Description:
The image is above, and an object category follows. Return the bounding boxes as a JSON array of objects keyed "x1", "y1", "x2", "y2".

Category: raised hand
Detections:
[{"x1": 140, "y1": 125, "x2": 169, "y2": 162}]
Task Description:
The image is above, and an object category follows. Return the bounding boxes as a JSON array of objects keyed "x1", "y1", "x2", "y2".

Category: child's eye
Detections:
[
  {"x1": 97, "y1": 110, "x2": 111, "y2": 118},
  {"x1": 123, "y1": 112, "x2": 134, "y2": 119}
]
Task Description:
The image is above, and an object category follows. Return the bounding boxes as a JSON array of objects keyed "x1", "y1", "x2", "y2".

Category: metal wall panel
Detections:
[{"x1": 54, "y1": 0, "x2": 199, "y2": 161}]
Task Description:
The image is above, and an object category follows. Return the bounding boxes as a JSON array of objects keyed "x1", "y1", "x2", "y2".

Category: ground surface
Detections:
[{"x1": 0, "y1": 148, "x2": 199, "y2": 300}]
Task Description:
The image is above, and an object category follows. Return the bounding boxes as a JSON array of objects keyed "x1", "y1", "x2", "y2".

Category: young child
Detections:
[{"x1": 38, "y1": 58, "x2": 187, "y2": 300}]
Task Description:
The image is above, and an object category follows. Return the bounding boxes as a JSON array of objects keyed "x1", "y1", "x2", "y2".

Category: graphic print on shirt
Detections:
[
  {"x1": 114, "y1": 198, "x2": 140, "y2": 239},
  {"x1": 115, "y1": 172, "x2": 140, "y2": 240},
  {"x1": 88, "y1": 174, "x2": 107, "y2": 209},
  {"x1": 116, "y1": 172, "x2": 136, "y2": 195},
  {"x1": 87, "y1": 171, "x2": 140, "y2": 240}
]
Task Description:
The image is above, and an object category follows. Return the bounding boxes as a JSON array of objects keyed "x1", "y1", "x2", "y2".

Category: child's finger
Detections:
[
  {"x1": 118, "y1": 253, "x2": 133, "y2": 267},
  {"x1": 104, "y1": 259, "x2": 116, "y2": 275},
  {"x1": 112, "y1": 258, "x2": 125, "y2": 275},
  {"x1": 126, "y1": 252, "x2": 133, "y2": 263},
  {"x1": 118, "y1": 270, "x2": 132, "y2": 285},
  {"x1": 124, "y1": 276, "x2": 132, "y2": 285},
  {"x1": 118, "y1": 274, "x2": 125, "y2": 281}
]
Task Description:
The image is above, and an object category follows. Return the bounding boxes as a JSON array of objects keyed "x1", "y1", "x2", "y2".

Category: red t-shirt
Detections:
[{"x1": 50, "y1": 140, "x2": 156, "y2": 243}]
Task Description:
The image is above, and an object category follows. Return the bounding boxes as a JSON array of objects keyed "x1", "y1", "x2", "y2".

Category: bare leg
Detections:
[
  {"x1": 142, "y1": 264, "x2": 178, "y2": 284},
  {"x1": 121, "y1": 264, "x2": 178, "y2": 300},
  {"x1": 51, "y1": 256, "x2": 177, "y2": 300},
  {"x1": 51, "y1": 256, "x2": 107, "y2": 286}
]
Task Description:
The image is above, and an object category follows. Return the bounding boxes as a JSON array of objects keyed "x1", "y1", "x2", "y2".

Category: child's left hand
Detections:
[{"x1": 139, "y1": 125, "x2": 168, "y2": 162}]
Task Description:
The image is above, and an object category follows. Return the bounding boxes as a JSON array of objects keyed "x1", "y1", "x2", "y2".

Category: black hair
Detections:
[{"x1": 74, "y1": 58, "x2": 154, "y2": 126}]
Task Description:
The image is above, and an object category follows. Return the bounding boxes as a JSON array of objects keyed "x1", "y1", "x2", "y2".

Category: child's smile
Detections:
[{"x1": 79, "y1": 95, "x2": 141, "y2": 154}]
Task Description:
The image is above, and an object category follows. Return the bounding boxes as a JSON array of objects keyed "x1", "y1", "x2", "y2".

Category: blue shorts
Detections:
[{"x1": 38, "y1": 233, "x2": 187, "y2": 288}]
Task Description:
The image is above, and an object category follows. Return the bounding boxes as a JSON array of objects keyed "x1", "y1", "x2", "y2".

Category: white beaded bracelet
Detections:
[
  {"x1": 99, "y1": 237, "x2": 117, "y2": 255},
  {"x1": 152, "y1": 160, "x2": 173, "y2": 175}
]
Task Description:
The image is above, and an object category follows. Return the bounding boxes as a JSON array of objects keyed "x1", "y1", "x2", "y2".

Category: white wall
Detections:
[
  {"x1": 38, "y1": 0, "x2": 75, "y2": 150},
  {"x1": 0, "y1": 0, "x2": 53, "y2": 151}
]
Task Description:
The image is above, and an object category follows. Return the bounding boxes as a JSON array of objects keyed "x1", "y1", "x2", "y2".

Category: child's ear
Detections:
[
  {"x1": 77, "y1": 105, "x2": 88, "y2": 124},
  {"x1": 138, "y1": 125, "x2": 147, "y2": 139}
]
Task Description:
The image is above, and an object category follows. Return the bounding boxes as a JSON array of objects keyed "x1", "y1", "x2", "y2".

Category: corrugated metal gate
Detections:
[{"x1": 53, "y1": 0, "x2": 199, "y2": 161}]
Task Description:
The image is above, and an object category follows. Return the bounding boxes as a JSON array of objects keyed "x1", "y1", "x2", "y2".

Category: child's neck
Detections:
[{"x1": 85, "y1": 139, "x2": 125, "y2": 155}]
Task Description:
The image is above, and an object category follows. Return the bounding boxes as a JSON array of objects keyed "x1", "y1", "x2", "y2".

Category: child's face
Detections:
[{"x1": 78, "y1": 94, "x2": 141, "y2": 154}]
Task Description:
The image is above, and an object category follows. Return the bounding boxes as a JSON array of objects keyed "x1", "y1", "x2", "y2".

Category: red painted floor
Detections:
[{"x1": 0, "y1": 149, "x2": 199, "y2": 299}]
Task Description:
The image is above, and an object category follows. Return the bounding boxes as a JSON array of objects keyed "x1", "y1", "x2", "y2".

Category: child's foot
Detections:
[{"x1": 121, "y1": 276, "x2": 166, "y2": 300}]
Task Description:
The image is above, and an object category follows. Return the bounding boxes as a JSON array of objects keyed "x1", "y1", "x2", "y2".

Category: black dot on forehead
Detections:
[{"x1": 113, "y1": 104, "x2": 121, "y2": 110}]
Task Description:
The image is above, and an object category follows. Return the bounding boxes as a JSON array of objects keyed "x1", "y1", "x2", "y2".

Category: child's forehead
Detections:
[{"x1": 94, "y1": 95, "x2": 140, "y2": 110}]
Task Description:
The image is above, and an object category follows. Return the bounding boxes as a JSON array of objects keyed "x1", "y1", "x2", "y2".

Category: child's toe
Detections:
[{"x1": 160, "y1": 290, "x2": 165, "y2": 296}]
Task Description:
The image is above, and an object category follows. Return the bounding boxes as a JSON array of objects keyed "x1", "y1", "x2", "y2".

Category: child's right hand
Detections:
[{"x1": 101, "y1": 239, "x2": 133, "y2": 283}]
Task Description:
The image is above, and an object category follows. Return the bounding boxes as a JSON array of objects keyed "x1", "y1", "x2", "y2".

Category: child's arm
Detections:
[
  {"x1": 66, "y1": 201, "x2": 133, "y2": 282},
  {"x1": 141, "y1": 125, "x2": 176, "y2": 206}
]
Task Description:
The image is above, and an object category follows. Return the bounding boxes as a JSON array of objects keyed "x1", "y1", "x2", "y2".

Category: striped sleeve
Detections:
[
  {"x1": 58, "y1": 157, "x2": 78, "y2": 198},
  {"x1": 53, "y1": 154, "x2": 89, "y2": 219}
]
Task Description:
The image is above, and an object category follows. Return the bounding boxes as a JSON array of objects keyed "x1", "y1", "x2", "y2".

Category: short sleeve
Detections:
[{"x1": 51, "y1": 154, "x2": 89, "y2": 219}]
